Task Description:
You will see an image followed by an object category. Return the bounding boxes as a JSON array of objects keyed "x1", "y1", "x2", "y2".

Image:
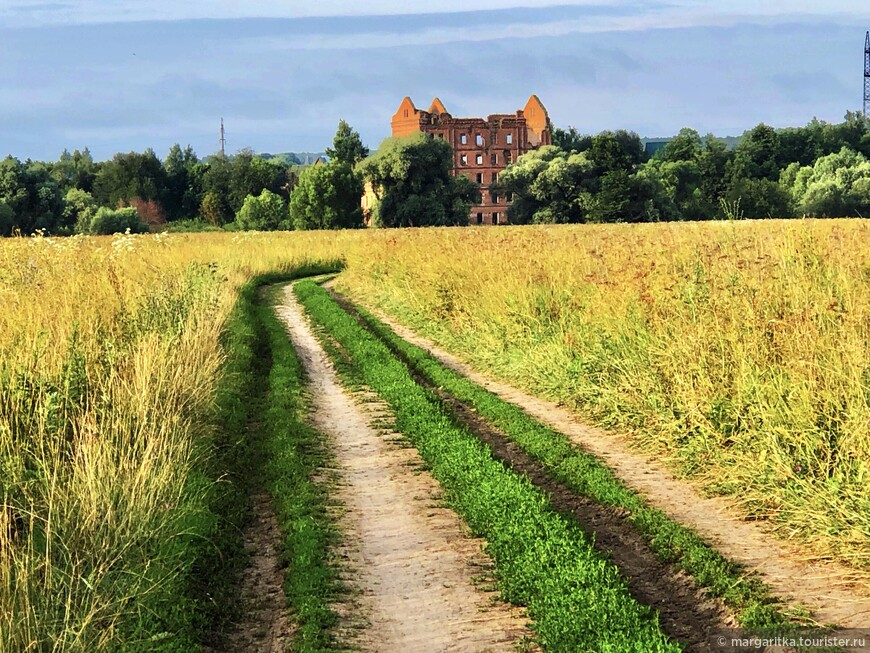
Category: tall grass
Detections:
[
  {"x1": 0, "y1": 231, "x2": 345, "y2": 651},
  {"x1": 335, "y1": 220, "x2": 870, "y2": 575}
]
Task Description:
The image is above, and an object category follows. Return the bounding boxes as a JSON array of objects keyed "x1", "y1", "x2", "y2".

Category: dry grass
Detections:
[
  {"x1": 335, "y1": 220, "x2": 870, "y2": 577},
  {"x1": 5, "y1": 219, "x2": 870, "y2": 649},
  {"x1": 0, "y1": 230, "x2": 345, "y2": 651}
]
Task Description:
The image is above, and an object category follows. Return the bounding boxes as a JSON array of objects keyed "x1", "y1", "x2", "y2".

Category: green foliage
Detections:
[
  {"x1": 235, "y1": 189, "x2": 287, "y2": 231},
  {"x1": 496, "y1": 146, "x2": 595, "y2": 224},
  {"x1": 162, "y1": 144, "x2": 201, "y2": 221},
  {"x1": 781, "y1": 147, "x2": 870, "y2": 218},
  {"x1": 351, "y1": 302, "x2": 790, "y2": 629},
  {"x1": 723, "y1": 177, "x2": 792, "y2": 219},
  {"x1": 85, "y1": 206, "x2": 149, "y2": 235},
  {"x1": 92, "y1": 149, "x2": 167, "y2": 209},
  {"x1": 589, "y1": 129, "x2": 648, "y2": 173},
  {"x1": 289, "y1": 161, "x2": 364, "y2": 230},
  {"x1": 0, "y1": 200, "x2": 13, "y2": 236},
  {"x1": 162, "y1": 219, "x2": 225, "y2": 233},
  {"x1": 0, "y1": 156, "x2": 66, "y2": 233},
  {"x1": 295, "y1": 281, "x2": 682, "y2": 652},
  {"x1": 657, "y1": 128, "x2": 703, "y2": 163},
  {"x1": 51, "y1": 148, "x2": 97, "y2": 193},
  {"x1": 358, "y1": 133, "x2": 479, "y2": 227},
  {"x1": 325, "y1": 120, "x2": 369, "y2": 166},
  {"x1": 551, "y1": 125, "x2": 592, "y2": 153},
  {"x1": 203, "y1": 150, "x2": 288, "y2": 216},
  {"x1": 199, "y1": 190, "x2": 231, "y2": 226},
  {"x1": 64, "y1": 188, "x2": 97, "y2": 233}
]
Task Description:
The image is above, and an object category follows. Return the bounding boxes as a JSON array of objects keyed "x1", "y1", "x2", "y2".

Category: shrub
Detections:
[
  {"x1": 86, "y1": 207, "x2": 149, "y2": 235},
  {"x1": 235, "y1": 190, "x2": 287, "y2": 231}
]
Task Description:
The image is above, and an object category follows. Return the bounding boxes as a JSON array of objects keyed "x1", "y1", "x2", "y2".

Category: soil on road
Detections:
[{"x1": 276, "y1": 284, "x2": 532, "y2": 653}]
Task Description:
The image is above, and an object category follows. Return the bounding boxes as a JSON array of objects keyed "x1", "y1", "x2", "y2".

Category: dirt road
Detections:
[
  {"x1": 354, "y1": 298, "x2": 870, "y2": 631},
  {"x1": 275, "y1": 284, "x2": 531, "y2": 652}
]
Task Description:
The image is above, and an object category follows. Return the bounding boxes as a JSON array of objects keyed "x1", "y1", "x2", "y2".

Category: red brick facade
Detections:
[{"x1": 390, "y1": 96, "x2": 551, "y2": 225}]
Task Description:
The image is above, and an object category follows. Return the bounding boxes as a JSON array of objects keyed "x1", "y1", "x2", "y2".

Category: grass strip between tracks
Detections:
[
  {"x1": 294, "y1": 279, "x2": 682, "y2": 653},
  {"x1": 341, "y1": 294, "x2": 796, "y2": 630}
]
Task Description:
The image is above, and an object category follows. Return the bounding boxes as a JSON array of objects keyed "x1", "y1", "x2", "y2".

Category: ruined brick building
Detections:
[{"x1": 390, "y1": 95, "x2": 551, "y2": 225}]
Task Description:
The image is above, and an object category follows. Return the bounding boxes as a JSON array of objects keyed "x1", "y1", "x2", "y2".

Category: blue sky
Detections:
[{"x1": 1, "y1": 1, "x2": 869, "y2": 161}]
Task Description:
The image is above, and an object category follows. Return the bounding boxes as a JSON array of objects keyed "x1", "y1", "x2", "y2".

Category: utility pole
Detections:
[
  {"x1": 220, "y1": 118, "x2": 226, "y2": 157},
  {"x1": 865, "y1": 31, "x2": 870, "y2": 117}
]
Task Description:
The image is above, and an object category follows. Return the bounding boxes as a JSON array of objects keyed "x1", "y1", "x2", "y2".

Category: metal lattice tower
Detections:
[
  {"x1": 220, "y1": 118, "x2": 226, "y2": 156},
  {"x1": 865, "y1": 31, "x2": 870, "y2": 117}
]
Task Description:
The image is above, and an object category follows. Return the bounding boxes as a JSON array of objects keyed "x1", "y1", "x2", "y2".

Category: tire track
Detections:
[{"x1": 275, "y1": 284, "x2": 532, "y2": 653}]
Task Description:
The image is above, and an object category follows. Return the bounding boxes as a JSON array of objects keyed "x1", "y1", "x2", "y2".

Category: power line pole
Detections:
[
  {"x1": 865, "y1": 31, "x2": 870, "y2": 117},
  {"x1": 220, "y1": 117, "x2": 226, "y2": 156}
]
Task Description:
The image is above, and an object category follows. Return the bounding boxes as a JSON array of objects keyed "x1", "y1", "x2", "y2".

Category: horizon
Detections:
[{"x1": 2, "y1": 2, "x2": 870, "y2": 161}]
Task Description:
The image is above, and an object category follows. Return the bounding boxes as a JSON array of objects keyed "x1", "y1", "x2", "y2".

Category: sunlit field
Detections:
[
  {"x1": 3, "y1": 220, "x2": 870, "y2": 649},
  {"x1": 0, "y1": 231, "x2": 345, "y2": 650},
  {"x1": 337, "y1": 220, "x2": 870, "y2": 573}
]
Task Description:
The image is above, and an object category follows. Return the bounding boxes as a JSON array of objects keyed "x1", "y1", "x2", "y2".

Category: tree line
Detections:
[
  {"x1": 497, "y1": 112, "x2": 870, "y2": 224},
  {"x1": 0, "y1": 122, "x2": 350, "y2": 235},
  {"x1": 3, "y1": 112, "x2": 870, "y2": 236}
]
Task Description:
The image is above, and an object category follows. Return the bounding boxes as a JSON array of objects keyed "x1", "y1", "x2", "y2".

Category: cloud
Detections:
[
  {"x1": 6, "y1": 3, "x2": 73, "y2": 12},
  {"x1": 3, "y1": 0, "x2": 870, "y2": 28},
  {"x1": 0, "y1": 6, "x2": 867, "y2": 161}
]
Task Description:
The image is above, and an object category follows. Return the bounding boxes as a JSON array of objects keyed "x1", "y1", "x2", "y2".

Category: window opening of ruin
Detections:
[{"x1": 476, "y1": 134, "x2": 484, "y2": 146}]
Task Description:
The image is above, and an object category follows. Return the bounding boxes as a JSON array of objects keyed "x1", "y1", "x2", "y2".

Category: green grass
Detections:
[
  {"x1": 186, "y1": 264, "x2": 342, "y2": 652},
  {"x1": 345, "y1": 300, "x2": 793, "y2": 629},
  {"x1": 258, "y1": 284, "x2": 342, "y2": 651},
  {"x1": 294, "y1": 279, "x2": 682, "y2": 653}
]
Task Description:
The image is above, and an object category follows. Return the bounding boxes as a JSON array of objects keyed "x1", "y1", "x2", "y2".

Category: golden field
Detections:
[
  {"x1": 0, "y1": 231, "x2": 345, "y2": 650},
  {"x1": 3, "y1": 219, "x2": 870, "y2": 648},
  {"x1": 336, "y1": 220, "x2": 870, "y2": 572}
]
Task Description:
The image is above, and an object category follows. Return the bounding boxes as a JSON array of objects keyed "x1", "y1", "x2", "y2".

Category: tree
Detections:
[
  {"x1": 0, "y1": 200, "x2": 14, "y2": 236},
  {"x1": 202, "y1": 150, "x2": 287, "y2": 215},
  {"x1": 289, "y1": 161, "x2": 364, "y2": 230},
  {"x1": 658, "y1": 128, "x2": 703, "y2": 163},
  {"x1": 358, "y1": 134, "x2": 479, "y2": 227},
  {"x1": 63, "y1": 188, "x2": 97, "y2": 233},
  {"x1": 552, "y1": 126, "x2": 592, "y2": 154},
  {"x1": 781, "y1": 147, "x2": 870, "y2": 218},
  {"x1": 326, "y1": 120, "x2": 369, "y2": 166},
  {"x1": 731, "y1": 124, "x2": 784, "y2": 181},
  {"x1": 495, "y1": 146, "x2": 596, "y2": 224},
  {"x1": 92, "y1": 149, "x2": 167, "y2": 210},
  {"x1": 637, "y1": 159, "x2": 711, "y2": 221},
  {"x1": 0, "y1": 157, "x2": 66, "y2": 234},
  {"x1": 52, "y1": 148, "x2": 97, "y2": 192},
  {"x1": 199, "y1": 191, "x2": 230, "y2": 226},
  {"x1": 589, "y1": 130, "x2": 647, "y2": 174},
  {"x1": 235, "y1": 190, "x2": 287, "y2": 231},
  {"x1": 162, "y1": 144, "x2": 200, "y2": 220},
  {"x1": 697, "y1": 136, "x2": 733, "y2": 211},
  {"x1": 722, "y1": 177, "x2": 792, "y2": 219}
]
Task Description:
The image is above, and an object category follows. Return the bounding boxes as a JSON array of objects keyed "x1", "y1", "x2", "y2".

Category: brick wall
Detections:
[{"x1": 388, "y1": 95, "x2": 551, "y2": 225}]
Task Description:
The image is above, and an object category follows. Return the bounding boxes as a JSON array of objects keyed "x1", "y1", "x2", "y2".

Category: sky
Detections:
[{"x1": 1, "y1": 1, "x2": 870, "y2": 161}]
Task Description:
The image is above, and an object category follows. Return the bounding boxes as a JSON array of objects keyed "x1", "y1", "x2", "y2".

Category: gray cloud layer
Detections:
[{"x1": 0, "y1": 4, "x2": 867, "y2": 160}]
